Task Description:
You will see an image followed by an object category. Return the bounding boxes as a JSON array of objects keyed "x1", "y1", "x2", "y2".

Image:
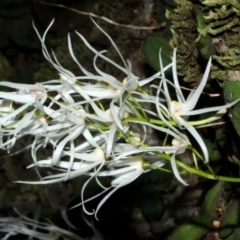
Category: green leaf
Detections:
[
  {"x1": 204, "y1": 139, "x2": 222, "y2": 162},
  {"x1": 200, "y1": 181, "x2": 224, "y2": 217},
  {"x1": 219, "y1": 199, "x2": 240, "y2": 239},
  {"x1": 224, "y1": 81, "x2": 240, "y2": 135},
  {"x1": 144, "y1": 34, "x2": 172, "y2": 77},
  {"x1": 168, "y1": 218, "x2": 208, "y2": 240},
  {"x1": 233, "y1": 227, "x2": 240, "y2": 240},
  {"x1": 169, "y1": 182, "x2": 224, "y2": 240}
]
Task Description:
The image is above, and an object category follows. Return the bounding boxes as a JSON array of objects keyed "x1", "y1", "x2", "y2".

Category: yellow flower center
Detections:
[{"x1": 170, "y1": 101, "x2": 183, "y2": 117}]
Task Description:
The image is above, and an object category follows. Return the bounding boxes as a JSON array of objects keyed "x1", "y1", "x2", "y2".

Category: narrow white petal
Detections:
[
  {"x1": 95, "y1": 165, "x2": 140, "y2": 177},
  {"x1": 139, "y1": 63, "x2": 172, "y2": 87},
  {"x1": 184, "y1": 99, "x2": 240, "y2": 116},
  {"x1": 90, "y1": 17, "x2": 129, "y2": 73},
  {"x1": 171, "y1": 153, "x2": 189, "y2": 186},
  {"x1": 0, "y1": 81, "x2": 44, "y2": 91},
  {"x1": 51, "y1": 125, "x2": 85, "y2": 165},
  {"x1": 185, "y1": 57, "x2": 212, "y2": 110},
  {"x1": 68, "y1": 34, "x2": 94, "y2": 76},
  {"x1": 178, "y1": 117, "x2": 209, "y2": 163},
  {"x1": 75, "y1": 31, "x2": 129, "y2": 75},
  {"x1": 105, "y1": 124, "x2": 118, "y2": 158},
  {"x1": 93, "y1": 50, "x2": 119, "y2": 82},
  {"x1": 0, "y1": 92, "x2": 35, "y2": 103},
  {"x1": 172, "y1": 48, "x2": 185, "y2": 103},
  {"x1": 94, "y1": 169, "x2": 143, "y2": 219}
]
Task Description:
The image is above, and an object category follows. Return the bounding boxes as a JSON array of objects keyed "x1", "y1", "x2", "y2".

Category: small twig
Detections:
[
  {"x1": 33, "y1": 0, "x2": 165, "y2": 30},
  {"x1": 180, "y1": 86, "x2": 221, "y2": 97},
  {"x1": 196, "y1": 121, "x2": 225, "y2": 129}
]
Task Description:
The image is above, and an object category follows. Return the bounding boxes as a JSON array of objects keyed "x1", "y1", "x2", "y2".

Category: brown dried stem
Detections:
[{"x1": 33, "y1": 0, "x2": 165, "y2": 30}]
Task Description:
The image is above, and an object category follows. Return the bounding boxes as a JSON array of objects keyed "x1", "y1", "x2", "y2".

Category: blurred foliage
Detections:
[{"x1": 170, "y1": 181, "x2": 240, "y2": 240}]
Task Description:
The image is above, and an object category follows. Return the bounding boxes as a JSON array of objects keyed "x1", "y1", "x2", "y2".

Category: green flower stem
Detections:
[
  {"x1": 119, "y1": 126, "x2": 240, "y2": 183},
  {"x1": 144, "y1": 162, "x2": 172, "y2": 173},
  {"x1": 126, "y1": 116, "x2": 223, "y2": 128},
  {"x1": 96, "y1": 99, "x2": 105, "y2": 111},
  {"x1": 126, "y1": 95, "x2": 148, "y2": 119},
  {"x1": 177, "y1": 161, "x2": 240, "y2": 183},
  {"x1": 187, "y1": 145, "x2": 204, "y2": 162},
  {"x1": 163, "y1": 132, "x2": 169, "y2": 146},
  {"x1": 186, "y1": 145, "x2": 216, "y2": 176},
  {"x1": 88, "y1": 123, "x2": 110, "y2": 131},
  {"x1": 153, "y1": 152, "x2": 240, "y2": 183}
]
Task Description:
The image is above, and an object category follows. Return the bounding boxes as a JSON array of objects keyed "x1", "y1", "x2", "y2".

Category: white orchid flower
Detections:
[
  {"x1": 69, "y1": 133, "x2": 192, "y2": 216},
  {"x1": 17, "y1": 147, "x2": 106, "y2": 185},
  {"x1": 162, "y1": 48, "x2": 240, "y2": 163},
  {"x1": 33, "y1": 21, "x2": 123, "y2": 128},
  {"x1": 170, "y1": 137, "x2": 190, "y2": 185},
  {"x1": 74, "y1": 18, "x2": 139, "y2": 92},
  {"x1": 71, "y1": 157, "x2": 146, "y2": 218},
  {"x1": 33, "y1": 19, "x2": 138, "y2": 102},
  {"x1": 0, "y1": 82, "x2": 48, "y2": 151},
  {"x1": 71, "y1": 153, "x2": 165, "y2": 218},
  {"x1": 93, "y1": 158, "x2": 146, "y2": 217}
]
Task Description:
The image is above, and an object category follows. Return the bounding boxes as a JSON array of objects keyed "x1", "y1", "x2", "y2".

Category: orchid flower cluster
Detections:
[{"x1": 0, "y1": 19, "x2": 237, "y2": 219}]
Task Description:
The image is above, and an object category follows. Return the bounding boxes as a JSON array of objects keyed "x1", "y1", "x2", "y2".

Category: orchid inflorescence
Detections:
[{"x1": 0, "y1": 19, "x2": 238, "y2": 220}]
